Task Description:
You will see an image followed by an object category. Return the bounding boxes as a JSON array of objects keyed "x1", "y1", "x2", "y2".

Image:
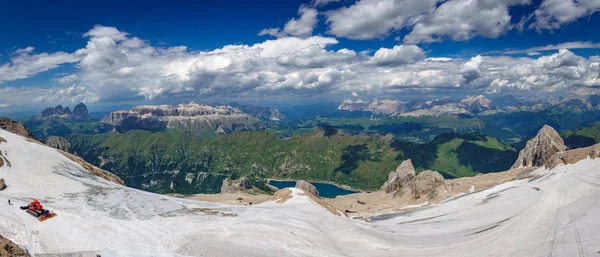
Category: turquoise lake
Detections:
[{"x1": 268, "y1": 180, "x2": 357, "y2": 198}]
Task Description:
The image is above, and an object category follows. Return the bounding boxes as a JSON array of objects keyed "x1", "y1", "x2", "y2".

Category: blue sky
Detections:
[{"x1": 1, "y1": 0, "x2": 600, "y2": 113}]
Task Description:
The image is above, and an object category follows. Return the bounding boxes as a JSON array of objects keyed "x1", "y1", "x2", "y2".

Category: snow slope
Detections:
[{"x1": 0, "y1": 128, "x2": 599, "y2": 256}]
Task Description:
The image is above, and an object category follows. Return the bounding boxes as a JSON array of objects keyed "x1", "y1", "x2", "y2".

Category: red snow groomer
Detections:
[{"x1": 20, "y1": 199, "x2": 57, "y2": 222}]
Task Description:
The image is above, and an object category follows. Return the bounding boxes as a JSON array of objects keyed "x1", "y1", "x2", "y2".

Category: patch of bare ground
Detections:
[
  {"x1": 0, "y1": 149, "x2": 10, "y2": 168},
  {"x1": 299, "y1": 192, "x2": 346, "y2": 217},
  {"x1": 269, "y1": 188, "x2": 293, "y2": 203},
  {"x1": 58, "y1": 150, "x2": 125, "y2": 185},
  {"x1": 325, "y1": 168, "x2": 531, "y2": 218},
  {"x1": 186, "y1": 192, "x2": 270, "y2": 206},
  {"x1": 158, "y1": 208, "x2": 237, "y2": 218},
  {"x1": 24, "y1": 138, "x2": 44, "y2": 146},
  {"x1": 0, "y1": 235, "x2": 29, "y2": 256},
  {"x1": 0, "y1": 136, "x2": 6, "y2": 144}
]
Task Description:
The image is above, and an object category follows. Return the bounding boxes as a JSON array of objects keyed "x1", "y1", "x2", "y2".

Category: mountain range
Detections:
[{"x1": 338, "y1": 94, "x2": 600, "y2": 117}]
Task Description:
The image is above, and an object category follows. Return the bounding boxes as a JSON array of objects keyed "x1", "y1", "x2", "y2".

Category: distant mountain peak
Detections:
[{"x1": 39, "y1": 103, "x2": 88, "y2": 120}]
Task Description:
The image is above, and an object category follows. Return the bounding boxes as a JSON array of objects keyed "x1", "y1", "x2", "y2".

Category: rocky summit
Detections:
[
  {"x1": 512, "y1": 125, "x2": 566, "y2": 169},
  {"x1": 101, "y1": 101, "x2": 264, "y2": 134},
  {"x1": 39, "y1": 103, "x2": 89, "y2": 120},
  {"x1": 72, "y1": 103, "x2": 90, "y2": 120},
  {"x1": 381, "y1": 159, "x2": 416, "y2": 194}
]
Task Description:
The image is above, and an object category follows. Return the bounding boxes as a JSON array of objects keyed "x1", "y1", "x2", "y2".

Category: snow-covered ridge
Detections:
[{"x1": 0, "y1": 128, "x2": 599, "y2": 256}]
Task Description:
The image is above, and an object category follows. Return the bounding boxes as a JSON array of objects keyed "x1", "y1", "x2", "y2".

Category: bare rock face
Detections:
[
  {"x1": 45, "y1": 136, "x2": 71, "y2": 152},
  {"x1": 72, "y1": 103, "x2": 90, "y2": 120},
  {"x1": 512, "y1": 125, "x2": 566, "y2": 169},
  {"x1": 0, "y1": 178, "x2": 5, "y2": 190},
  {"x1": 221, "y1": 177, "x2": 253, "y2": 193},
  {"x1": 411, "y1": 170, "x2": 445, "y2": 199},
  {"x1": 0, "y1": 117, "x2": 34, "y2": 139},
  {"x1": 101, "y1": 102, "x2": 264, "y2": 134},
  {"x1": 295, "y1": 180, "x2": 319, "y2": 197},
  {"x1": 381, "y1": 160, "x2": 416, "y2": 193}
]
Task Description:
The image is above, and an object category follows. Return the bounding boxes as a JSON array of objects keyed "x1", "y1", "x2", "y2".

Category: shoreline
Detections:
[{"x1": 266, "y1": 178, "x2": 362, "y2": 193}]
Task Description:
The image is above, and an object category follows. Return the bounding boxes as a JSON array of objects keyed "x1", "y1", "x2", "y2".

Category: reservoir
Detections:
[{"x1": 268, "y1": 180, "x2": 357, "y2": 198}]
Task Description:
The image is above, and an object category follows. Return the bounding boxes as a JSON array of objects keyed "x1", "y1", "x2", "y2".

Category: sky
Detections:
[{"x1": 1, "y1": 0, "x2": 600, "y2": 113}]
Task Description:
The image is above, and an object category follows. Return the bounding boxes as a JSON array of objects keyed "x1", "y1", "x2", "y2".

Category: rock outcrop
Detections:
[
  {"x1": 382, "y1": 159, "x2": 446, "y2": 199},
  {"x1": 512, "y1": 125, "x2": 566, "y2": 169},
  {"x1": 0, "y1": 235, "x2": 28, "y2": 256},
  {"x1": 381, "y1": 160, "x2": 416, "y2": 193},
  {"x1": 0, "y1": 179, "x2": 5, "y2": 190},
  {"x1": 412, "y1": 170, "x2": 446, "y2": 199},
  {"x1": 45, "y1": 136, "x2": 71, "y2": 152},
  {"x1": 295, "y1": 180, "x2": 319, "y2": 197},
  {"x1": 221, "y1": 177, "x2": 253, "y2": 193},
  {"x1": 72, "y1": 103, "x2": 90, "y2": 120},
  {"x1": 0, "y1": 117, "x2": 34, "y2": 139}
]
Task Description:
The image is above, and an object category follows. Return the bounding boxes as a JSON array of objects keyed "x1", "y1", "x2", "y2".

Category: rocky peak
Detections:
[
  {"x1": 41, "y1": 105, "x2": 72, "y2": 118},
  {"x1": 39, "y1": 103, "x2": 88, "y2": 120},
  {"x1": 0, "y1": 117, "x2": 34, "y2": 139},
  {"x1": 381, "y1": 160, "x2": 416, "y2": 193},
  {"x1": 365, "y1": 99, "x2": 407, "y2": 115},
  {"x1": 295, "y1": 180, "x2": 319, "y2": 197},
  {"x1": 44, "y1": 136, "x2": 71, "y2": 152},
  {"x1": 512, "y1": 125, "x2": 566, "y2": 169},
  {"x1": 72, "y1": 103, "x2": 90, "y2": 120},
  {"x1": 337, "y1": 99, "x2": 368, "y2": 111},
  {"x1": 460, "y1": 95, "x2": 492, "y2": 113},
  {"x1": 412, "y1": 170, "x2": 446, "y2": 199}
]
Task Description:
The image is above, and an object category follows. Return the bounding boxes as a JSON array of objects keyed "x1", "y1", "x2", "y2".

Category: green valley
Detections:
[{"x1": 67, "y1": 127, "x2": 519, "y2": 194}]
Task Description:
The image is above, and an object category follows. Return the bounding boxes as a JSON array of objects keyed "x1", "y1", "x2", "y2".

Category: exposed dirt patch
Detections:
[
  {"x1": 158, "y1": 207, "x2": 238, "y2": 218},
  {"x1": 270, "y1": 188, "x2": 293, "y2": 203},
  {"x1": 0, "y1": 150, "x2": 9, "y2": 168},
  {"x1": 25, "y1": 138, "x2": 45, "y2": 146},
  {"x1": 0, "y1": 137, "x2": 6, "y2": 144},
  {"x1": 300, "y1": 192, "x2": 346, "y2": 217},
  {"x1": 0, "y1": 235, "x2": 28, "y2": 256},
  {"x1": 58, "y1": 150, "x2": 125, "y2": 185},
  {"x1": 326, "y1": 168, "x2": 531, "y2": 218},
  {"x1": 186, "y1": 192, "x2": 270, "y2": 206}
]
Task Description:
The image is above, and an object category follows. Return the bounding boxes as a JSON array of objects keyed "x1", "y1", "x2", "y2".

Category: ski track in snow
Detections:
[{"x1": 0, "y1": 129, "x2": 599, "y2": 257}]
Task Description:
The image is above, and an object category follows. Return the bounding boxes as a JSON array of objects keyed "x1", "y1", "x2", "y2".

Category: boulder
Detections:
[
  {"x1": 45, "y1": 136, "x2": 71, "y2": 152},
  {"x1": 412, "y1": 170, "x2": 445, "y2": 199},
  {"x1": 381, "y1": 160, "x2": 416, "y2": 193},
  {"x1": 0, "y1": 178, "x2": 6, "y2": 190},
  {"x1": 295, "y1": 180, "x2": 319, "y2": 197},
  {"x1": 512, "y1": 125, "x2": 566, "y2": 169},
  {"x1": 0, "y1": 117, "x2": 34, "y2": 139}
]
